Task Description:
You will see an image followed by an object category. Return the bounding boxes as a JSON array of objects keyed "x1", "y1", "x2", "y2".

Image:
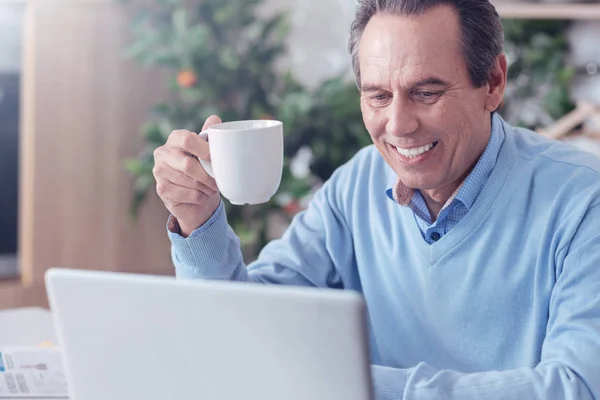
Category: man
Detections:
[{"x1": 152, "y1": 0, "x2": 600, "y2": 398}]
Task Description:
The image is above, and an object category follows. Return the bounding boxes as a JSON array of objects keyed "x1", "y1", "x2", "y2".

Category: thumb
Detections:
[{"x1": 202, "y1": 115, "x2": 222, "y2": 131}]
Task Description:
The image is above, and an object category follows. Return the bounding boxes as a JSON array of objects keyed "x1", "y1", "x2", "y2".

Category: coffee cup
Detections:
[{"x1": 198, "y1": 120, "x2": 283, "y2": 205}]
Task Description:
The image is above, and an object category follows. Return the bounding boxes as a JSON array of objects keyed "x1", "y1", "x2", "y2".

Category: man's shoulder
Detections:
[
  {"x1": 509, "y1": 124, "x2": 600, "y2": 179},
  {"x1": 505, "y1": 123, "x2": 600, "y2": 210}
]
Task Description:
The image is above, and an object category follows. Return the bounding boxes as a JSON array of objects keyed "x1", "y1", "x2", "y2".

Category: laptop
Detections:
[{"x1": 45, "y1": 268, "x2": 373, "y2": 400}]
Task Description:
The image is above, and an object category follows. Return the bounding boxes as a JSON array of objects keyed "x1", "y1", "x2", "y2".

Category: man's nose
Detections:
[{"x1": 386, "y1": 97, "x2": 419, "y2": 137}]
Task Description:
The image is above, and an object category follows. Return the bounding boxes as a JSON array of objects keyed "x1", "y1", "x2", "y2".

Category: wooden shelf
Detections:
[{"x1": 493, "y1": 2, "x2": 600, "y2": 20}]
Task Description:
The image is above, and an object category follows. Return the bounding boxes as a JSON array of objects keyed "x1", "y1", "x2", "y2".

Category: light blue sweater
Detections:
[{"x1": 169, "y1": 116, "x2": 600, "y2": 400}]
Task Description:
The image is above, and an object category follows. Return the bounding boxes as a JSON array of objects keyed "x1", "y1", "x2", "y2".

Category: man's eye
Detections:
[
  {"x1": 372, "y1": 94, "x2": 390, "y2": 102},
  {"x1": 415, "y1": 91, "x2": 442, "y2": 101}
]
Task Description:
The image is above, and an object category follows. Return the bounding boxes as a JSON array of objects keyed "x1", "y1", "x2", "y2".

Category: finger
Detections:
[
  {"x1": 156, "y1": 181, "x2": 206, "y2": 205},
  {"x1": 201, "y1": 114, "x2": 222, "y2": 131},
  {"x1": 167, "y1": 130, "x2": 210, "y2": 160},
  {"x1": 156, "y1": 176, "x2": 217, "y2": 205},
  {"x1": 164, "y1": 173, "x2": 218, "y2": 198},
  {"x1": 153, "y1": 162, "x2": 206, "y2": 191},
  {"x1": 159, "y1": 146, "x2": 219, "y2": 192}
]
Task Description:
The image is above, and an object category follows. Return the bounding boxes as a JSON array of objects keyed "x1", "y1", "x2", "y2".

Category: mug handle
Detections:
[{"x1": 197, "y1": 131, "x2": 215, "y2": 178}]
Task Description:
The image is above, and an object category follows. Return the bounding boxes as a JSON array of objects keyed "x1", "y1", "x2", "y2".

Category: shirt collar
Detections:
[
  {"x1": 385, "y1": 113, "x2": 505, "y2": 211},
  {"x1": 453, "y1": 113, "x2": 505, "y2": 209}
]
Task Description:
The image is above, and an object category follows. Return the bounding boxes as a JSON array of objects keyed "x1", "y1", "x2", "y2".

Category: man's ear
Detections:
[{"x1": 485, "y1": 53, "x2": 508, "y2": 113}]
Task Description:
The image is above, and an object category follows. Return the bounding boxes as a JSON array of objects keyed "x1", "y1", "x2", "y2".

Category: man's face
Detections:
[{"x1": 358, "y1": 6, "x2": 497, "y2": 194}]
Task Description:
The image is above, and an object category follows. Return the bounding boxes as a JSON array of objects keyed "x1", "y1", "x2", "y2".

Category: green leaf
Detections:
[
  {"x1": 124, "y1": 158, "x2": 144, "y2": 175},
  {"x1": 143, "y1": 122, "x2": 167, "y2": 145},
  {"x1": 260, "y1": 13, "x2": 288, "y2": 42},
  {"x1": 143, "y1": 48, "x2": 180, "y2": 67},
  {"x1": 232, "y1": 222, "x2": 258, "y2": 246},
  {"x1": 172, "y1": 8, "x2": 188, "y2": 38},
  {"x1": 129, "y1": 180, "x2": 151, "y2": 219},
  {"x1": 123, "y1": 40, "x2": 153, "y2": 60},
  {"x1": 557, "y1": 66, "x2": 575, "y2": 84},
  {"x1": 130, "y1": 12, "x2": 150, "y2": 29},
  {"x1": 181, "y1": 87, "x2": 205, "y2": 103},
  {"x1": 213, "y1": 4, "x2": 237, "y2": 24},
  {"x1": 134, "y1": 172, "x2": 154, "y2": 191},
  {"x1": 188, "y1": 25, "x2": 210, "y2": 49},
  {"x1": 159, "y1": 118, "x2": 177, "y2": 136},
  {"x1": 218, "y1": 48, "x2": 240, "y2": 70}
]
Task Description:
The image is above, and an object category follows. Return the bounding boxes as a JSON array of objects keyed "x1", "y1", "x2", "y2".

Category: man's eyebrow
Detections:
[
  {"x1": 360, "y1": 84, "x2": 386, "y2": 93},
  {"x1": 360, "y1": 77, "x2": 451, "y2": 93},
  {"x1": 412, "y1": 77, "x2": 450, "y2": 88}
]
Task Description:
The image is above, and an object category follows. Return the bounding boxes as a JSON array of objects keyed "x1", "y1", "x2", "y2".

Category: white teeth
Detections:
[{"x1": 396, "y1": 142, "x2": 435, "y2": 158}]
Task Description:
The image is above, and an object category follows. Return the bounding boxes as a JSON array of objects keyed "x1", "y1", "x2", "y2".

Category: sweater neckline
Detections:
[{"x1": 408, "y1": 120, "x2": 517, "y2": 263}]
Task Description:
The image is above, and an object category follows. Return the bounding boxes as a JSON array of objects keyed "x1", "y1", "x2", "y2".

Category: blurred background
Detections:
[{"x1": 0, "y1": 0, "x2": 599, "y2": 308}]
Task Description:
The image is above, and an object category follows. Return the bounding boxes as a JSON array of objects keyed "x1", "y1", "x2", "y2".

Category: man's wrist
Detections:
[
  {"x1": 179, "y1": 220, "x2": 200, "y2": 238},
  {"x1": 167, "y1": 201, "x2": 225, "y2": 239},
  {"x1": 167, "y1": 216, "x2": 201, "y2": 238},
  {"x1": 167, "y1": 215, "x2": 182, "y2": 235}
]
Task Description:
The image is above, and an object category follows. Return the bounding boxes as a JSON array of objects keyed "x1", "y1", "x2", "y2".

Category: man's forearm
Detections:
[
  {"x1": 372, "y1": 362, "x2": 594, "y2": 400},
  {"x1": 169, "y1": 201, "x2": 249, "y2": 281}
]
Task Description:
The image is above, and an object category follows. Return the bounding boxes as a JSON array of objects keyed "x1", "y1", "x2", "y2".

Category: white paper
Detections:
[{"x1": 0, "y1": 348, "x2": 68, "y2": 398}]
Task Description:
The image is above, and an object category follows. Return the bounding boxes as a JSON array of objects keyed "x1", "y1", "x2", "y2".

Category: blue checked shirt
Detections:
[{"x1": 386, "y1": 114, "x2": 505, "y2": 244}]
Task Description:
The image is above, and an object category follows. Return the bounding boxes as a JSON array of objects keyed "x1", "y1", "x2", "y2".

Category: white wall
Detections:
[
  {"x1": 0, "y1": 0, "x2": 356, "y2": 81},
  {"x1": 0, "y1": 3, "x2": 25, "y2": 73},
  {"x1": 262, "y1": 0, "x2": 357, "y2": 87}
]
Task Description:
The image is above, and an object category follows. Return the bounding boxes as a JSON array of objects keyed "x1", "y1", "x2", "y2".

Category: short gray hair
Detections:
[{"x1": 348, "y1": 0, "x2": 504, "y2": 88}]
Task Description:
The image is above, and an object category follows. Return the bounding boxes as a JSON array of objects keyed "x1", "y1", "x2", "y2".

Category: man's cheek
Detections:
[{"x1": 362, "y1": 110, "x2": 386, "y2": 138}]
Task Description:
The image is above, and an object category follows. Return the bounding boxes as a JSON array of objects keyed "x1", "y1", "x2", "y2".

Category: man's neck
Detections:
[
  {"x1": 421, "y1": 117, "x2": 495, "y2": 221},
  {"x1": 421, "y1": 164, "x2": 475, "y2": 222},
  {"x1": 421, "y1": 187, "x2": 458, "y2": 222}
]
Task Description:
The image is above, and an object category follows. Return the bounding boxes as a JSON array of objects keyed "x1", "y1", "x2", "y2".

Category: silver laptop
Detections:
[{"x1": 45, "y1": 268, "x2": 373, "y2": 400}]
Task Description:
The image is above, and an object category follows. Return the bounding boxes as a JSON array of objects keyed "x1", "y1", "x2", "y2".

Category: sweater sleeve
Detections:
[
  {"x1": 370, "y1": 203, "x2": 600, "y2": 400},
  {"x1": 168, "y1": 169, "x2": 354, "y2": 289}
]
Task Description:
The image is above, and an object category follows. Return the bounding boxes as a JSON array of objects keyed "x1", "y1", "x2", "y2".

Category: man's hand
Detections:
[{"x1": 153, "y1": 115, "x2": 222, "y2": 237}]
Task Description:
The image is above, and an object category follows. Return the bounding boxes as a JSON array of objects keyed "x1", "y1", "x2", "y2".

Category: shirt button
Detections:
[{"x1": 430, "y1": 232, "x2": 441, "y2": 242}]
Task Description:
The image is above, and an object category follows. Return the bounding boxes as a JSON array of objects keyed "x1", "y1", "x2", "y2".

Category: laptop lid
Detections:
[{"x1": 45, "y1": 268, "x2": 373, "y2": 400}]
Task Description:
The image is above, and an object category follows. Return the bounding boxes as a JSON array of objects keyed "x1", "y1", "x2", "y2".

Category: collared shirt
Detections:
[{"x1": 386, "y1": 114, "x2": 505, "y2": 244}]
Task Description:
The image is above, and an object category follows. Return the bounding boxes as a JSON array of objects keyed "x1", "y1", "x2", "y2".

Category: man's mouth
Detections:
[{"x1": 394, "y1": 141, "x2": 439, "y2": 158}]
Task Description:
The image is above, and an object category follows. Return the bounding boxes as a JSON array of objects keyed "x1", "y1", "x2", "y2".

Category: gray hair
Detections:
[{"x1": 348, "y1": 0, "x2": 504, "y2": 88}]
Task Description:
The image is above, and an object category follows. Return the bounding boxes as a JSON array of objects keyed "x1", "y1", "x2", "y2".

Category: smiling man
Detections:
[{"x1": 153, "y1": 0, "x2": 600, "y2": 399}]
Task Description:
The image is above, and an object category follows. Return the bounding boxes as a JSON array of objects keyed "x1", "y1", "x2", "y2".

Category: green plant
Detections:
[
  {"x1": 500, "y1": 19, "x2": 575, "y2": 129},
  {"x1": 119, "y1": 0, "x2": 368, "y2": 259},
  {"x1": 121, "y1": 0, "x2": 290, "y2": 211},
  {"x1": 279, "y1": 77, "x2": 370, "y2": 183}
]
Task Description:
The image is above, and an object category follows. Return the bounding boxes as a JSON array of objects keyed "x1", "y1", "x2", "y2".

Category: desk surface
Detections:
[
  {"x1": 0, "y1": 307, "x2": 57, "y2": 346},
  {"x1": 0, "y1": 308, "x2": 176, "y2": 400},
  {"x1": 0, "y1": 307, "x2": 62, "y2": 399}
]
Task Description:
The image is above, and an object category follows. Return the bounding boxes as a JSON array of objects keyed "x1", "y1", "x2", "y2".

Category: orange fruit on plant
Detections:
[{"x1": 177, "y1": 69, "x2": 197, "y2": 88}]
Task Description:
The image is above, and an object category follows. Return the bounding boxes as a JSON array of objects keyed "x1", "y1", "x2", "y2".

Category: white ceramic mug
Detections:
[{"x1": 198, "y1": 120, "x2": 284, "y2": 205}]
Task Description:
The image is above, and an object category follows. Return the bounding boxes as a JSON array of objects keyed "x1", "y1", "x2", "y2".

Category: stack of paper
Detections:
[{"x1": 0, "y1": 348, "x2": 68, "y2": 398}]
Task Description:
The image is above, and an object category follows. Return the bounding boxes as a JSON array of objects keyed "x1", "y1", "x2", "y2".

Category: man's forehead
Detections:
[{"x1": 358, "y1": 8, "x2": 463, "y2": 79}]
